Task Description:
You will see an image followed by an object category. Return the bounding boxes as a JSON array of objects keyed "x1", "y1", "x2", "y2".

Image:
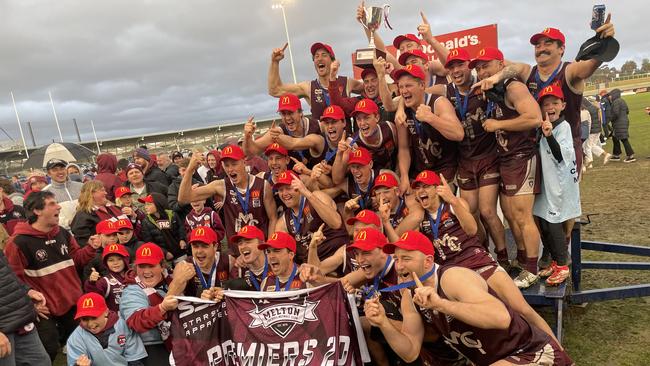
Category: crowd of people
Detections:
[{"x1": 0, "y1": 6, "x2": 625, "y2": 366}]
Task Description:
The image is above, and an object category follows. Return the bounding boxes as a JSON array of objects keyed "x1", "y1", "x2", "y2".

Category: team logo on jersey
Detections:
[
  {"x1": 248, "y1": 298, "x2": 320, "y2": 338},
  {"x1": 251, "y1": 190, "x2": 261, "y2": 208},
  {"x1": 314, "y1": 88, "x2": 323, "y2": 103},
  {"x1": 35, "y1": 249, "x2": 48, "y2": 262},
  {"x1": 117, "y1": 334, "x2": 126, "y2": 346}
]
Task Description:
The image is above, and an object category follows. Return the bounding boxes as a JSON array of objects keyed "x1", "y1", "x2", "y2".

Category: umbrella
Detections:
[{"x1": 23, "y1": 142, "x2": 96, "y2": 169}]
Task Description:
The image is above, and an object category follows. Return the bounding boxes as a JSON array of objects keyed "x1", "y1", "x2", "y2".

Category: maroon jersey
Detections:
[
  {"x1": 389, "y1": 198, "x2": 408, "y2": 228},
  {"x1": 281, "y1": 116, "x2": 325, "y2": 168},
  {"x1": 182, "y1": 254, "x2": 230, "y2": 298},
  {"x1": 404, "y1": 95, "x2": 459, "y2": 178},
  {"x1": 283, "y1": 200, "x2": 348, "y2": 264},
  {"x1": 260, "y1": 269, "x2": 306, "y2": 292},
  {"x1": 446, "y1": 83, "x2": 498, "y2": 160},
  {"x1": 423, "y1": 265, "x2": 551, "y2": 365},
  {"x1": 311, "y1": 76, "x2": 348, "y2": 121},
  {"x1": 222, "y1": 175, "x2": 269, "y2": 256},
  {"x1": 184, "y1": 207, "x2": 225, "y2": 242},
  {"x1": 346, "y1": 168, "x2": 380, "y2": 212},
  {"x1": 493, "y1": 79, "x2": 537, "y2": 159},
  {"x1": 419, "y1": 205, "x2": 485, "y2": 265},
  {"x1": 356, "y1": 121, "x2": 398, "y2": 171}
]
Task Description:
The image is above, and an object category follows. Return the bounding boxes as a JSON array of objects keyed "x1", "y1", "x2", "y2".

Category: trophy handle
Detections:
[
  {"x1": 359, "y1": 6, "x2": 371, "y2": 30},
  {"x1": 382, "y1": 4, "x2": 393, "y2": 30}
]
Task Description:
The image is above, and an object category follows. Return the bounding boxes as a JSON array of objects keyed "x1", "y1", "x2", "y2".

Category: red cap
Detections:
[
  {"x1": 277, "y1": 93, "x2": 302, "y2": 112},
  {"x1": 371, "y1": 172, "x2": 399, "y2": 193},
  {"x1": 346, "y1": 209, "x2": 381, "y2": 227},
  {"x1": 310, "y1": 42, "x2": 336, "y2": 59},
  {"x1": 114, "y1": 186, "x2": 133, "y2": 198},
  {"x1": 264, "y1": 143, "x2": 288, "y2": 157},
  {"x1": 392, "y1": 64, "x2": 426, "y2": 82},
  {"x1": 444, "y1": 48, "x2": 471, "y2": 68},
  {"x1": 348, "y1": 147, "x2": 372, "y2": 166},
  {"x1": 75, "y1": 293, "x2": 108, "y2": 319},
  {"x1": 537, "y1": 84, "x2": 565, "y2": 102},
  {"x1": 189, "y1": 226, "x2": 218, "y2": 245},
  {"x1": 468, "y1": 47, "x2": 504, "y2": 69},
  {"x1": 116, "y1": 218, "x2": 133, "y2": 230},
  {"x1": 102, "y1": 243, "x2": 130, "y2": 259},
  {"x1": 351, "y1": 98, "x2": 379, "y2": 116},
  {"x1": 137, "y1": 194, "x2": 154, "y2": 204},
  {"x1": 392, "y1": 34, "x2": 420, "y2": 49},
  {"x1": 347, "y1": 228, "x2": 388, "y2": 252},
  {"x1": 96, "y1": 220, "x2": 120, "y2": 235},
  {"x1": 258, "y1": 231, "x2": 297, "y2": 253},
  {"x1": 360, "y1": 68, "x2": 377, "y2": 80},
  {"x1": 220, "y1": 144, "x2": 245, "y2": 161},
  {"x1": 398, "y1": 49, "x2": 429, "y2": 66},
  {"x1": 530, "y1": 27, "x2": 565, "y2": 45},
  {"x1": 321, "y1": 105, "x2": 346, "y2": 120},
  {"x1": 599, "y1": 89, "x2": 608, "y2": 96},
  {"x1": 230, "y1": 225, "x2": 266, "y2": 244},
  {"x1": 411, "y1": 170, "x2": 441, "y2": 188},
  {"x1": 273, "y1": 171, "x2": 298, "y2": 190},
  {"x1": 134, "y1": 243, "x2": 165, "y2": 266},
  {"x1": 383, "y1": 231, "x2": 435, "y2": 256}
]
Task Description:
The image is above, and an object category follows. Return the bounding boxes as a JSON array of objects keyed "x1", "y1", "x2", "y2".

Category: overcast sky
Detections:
[{"x1": 0, "y1": 0, "x2": 646, "y2": 148}]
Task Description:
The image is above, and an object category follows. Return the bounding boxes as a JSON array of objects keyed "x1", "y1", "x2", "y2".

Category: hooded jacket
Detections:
[
  {"x1": 3, "y1": 222, "x2": 98, "y2": 316},
  {"x1": 0, "y1": 197, "x2": 25, "y2": 236},
  {"x1": 608, "y1": 89, "x2": 630, "y2": 139},
  {"x1": 95, "y1": 153, "x2": 124, "y2": 202}
]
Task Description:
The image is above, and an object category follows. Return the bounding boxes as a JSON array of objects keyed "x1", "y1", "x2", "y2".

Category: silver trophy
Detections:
[{"x1": 355, "y1": 4, "x2": 391, "y2": 67}]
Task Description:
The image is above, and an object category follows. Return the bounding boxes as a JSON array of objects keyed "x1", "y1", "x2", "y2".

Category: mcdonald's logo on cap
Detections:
[
  {"x1": 356, "y1": 100, "x2": 366, "y2": 109},
  {"x1": 356, "y1": 230, "x2": 368, "y2": 241},
  {"x1": 241, "y1": 226, "x2": 249, "y2": 233},
  {"x1": 140, "y1": 247, "x2": 152, "y2": 257},
  {"x1": 108, "y1": 244, "x2": 118, "y2": 252},
  {"x1": 358, "y1": 211, "x2": 366, "y2": 217},
  {"x1": 405, "y1": 64, "x2": 413, "y2": 71},
  {"x1": 281, "y1": 96, "x2": 290, "y2": 104},
  {"x1": 271, "y1": 143, "x2": 280, "y2": 149},
  {"x1": 449, "y1": 49, "x2": 459, "y2": 57},
  {"x1": 326, "y1": 106, "x2": 334, "y2": 113},
  {"x1": 82, "y1": 298, "x2": 94, "y2": 309},
  {"x1": 479, "y1": 49, "x2": 486, "y2": 56},
  {"x1": 378, "y1": 174, "x2": 387, "y2": 182},
  {"x1": 353, "y1": 149, "x2": 362, "y2": 157},
  {"x1": 543, "y1": 28, "x2": 550, "y2": 34},
  {"x1": 419, "y1": 171, "x2": 428, "y2": 179},
  {"x1": 544, "y1": 86, "x2": 553, "y2": 93},
  {"x1": 195, "y1": 227, "x2": 205, "y2": 236},
  {"x1": 223, "y1": 146, "x2": 232, "y2": 154},
  {"x1": 118, "y1": 219, "x2": 128, "y2": 226},
  {"x1": 400, "y1": 232, "x2": 409, "y2": 241},
  {"x1": 271, "y1": 233, "x2": 279, "y2": 241}
]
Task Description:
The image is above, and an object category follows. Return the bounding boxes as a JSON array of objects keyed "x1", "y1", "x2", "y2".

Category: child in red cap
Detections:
[{"x1": 84, "y1": 243, "x2": 131, "y2": 311}]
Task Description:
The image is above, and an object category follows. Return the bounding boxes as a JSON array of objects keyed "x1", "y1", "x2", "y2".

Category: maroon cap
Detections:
[
  {"x1": 360, "y1": 68, "x2": 377, "y2": 80},
  {"x1": 392, "y1": 64, "x2": 426, "y2": 82},
  {"x1": 258, "y1": 231, "x2": 297, "y2": 253},
  {"x1": 537, "y1": 84, "x2": 565, "y2": 102},
  {"x1": 264, "y1": 143, "x2": 288, "y2": 157},
  {"x1": 348, "y1": 147, "x2": 372, "y2": 166},
  {"x1": 321, "y1": 105, "x2": 346, "y2": 120},
  {"x1": 351, "y1": 98, "x2": 379, "y2": 116},
  {"x1": 411, "y1": 170, "x2": 441, "y2": 189},
  {"x1": 398, "y1": 49, "x2": 429, "y2": 66},
  {"x1": 468, "y1": 47, "x2": 504, "y2": 69},
  {"x1": 347, "y1": 228, "x2": 387, "y2": 252},
  {"x1": 230, "y1": 225, "x2": 266, "y2": 244},
  {"x1": 220, "y1": 144, "x2": 245, "y2": 161},
  {"x1": 383, "y1": 231, "x2": 435, "y2": 256},
  {"x1": 392, "y1": 34, "x2": 420, "y2": 49},
  {"x1": 346, "y1": 209, "x2": 381, "y2": 227},
  {"x1": 444, "y1": 48, "x2": 471, "y2": 68},
  {"x1": 310, "y1": 42, "x2": 335, "y2": 59},
  {"x1": 530, "y1": 27, "x2": 566, "y2": 45},
  {"x1": 277, "y1": 93, "x2": 302, "y2": 112}
]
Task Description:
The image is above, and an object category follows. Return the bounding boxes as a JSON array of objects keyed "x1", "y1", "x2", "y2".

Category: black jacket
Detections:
[
  {"x1": 70, "y1": 205, "x2": 125, "y2": 246},
  {"x1": 0, "y1": 251, "x2": 36, "y2": 333},
  {"x1": 144, "y1": 166, "x2": 171, "y2": 186},
  {"x1": 163, "y1": 164, "x2": 180, "y2": 181},
  {"x1": 140, "y1": 193, "x2": 186, "y2": 258}
]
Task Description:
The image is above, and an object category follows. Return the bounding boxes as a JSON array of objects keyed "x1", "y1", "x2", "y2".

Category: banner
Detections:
[
  {"x1": 170, "y1": 282, "x2": 370, "y2": 366},
  {"x1": 352, "y1": 24, "x2": 498, "y2": 79}
]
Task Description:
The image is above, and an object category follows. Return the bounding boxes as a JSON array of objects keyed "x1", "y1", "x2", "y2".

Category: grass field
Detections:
[{"x1": 52, "y1": 93, "x2": 650, "y2": 366}]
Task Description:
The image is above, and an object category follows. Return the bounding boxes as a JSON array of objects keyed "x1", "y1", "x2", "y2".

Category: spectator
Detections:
[
  {"x1": 66, "y1": 293, "x2": 146, "y2": 366},
  {"x1": 22, "y1": 176, "x2": 48, "y2": 203},
  {"x1": 95, "y1": 153, "x2": 123, "y2": 202},
  {"x1": 120, "y1": 243, "x2": 175, "y2": 365},
  {"x1": 133, "y1": 148, "x2": 170, "y2": 186},
  {"x1": 115, "y1": 218, "x2": 144, "y2": 260},
  {"x1": 43, "y1": 158, "x2": 83, "y2": 229},
  {"x1": 117, "y1": 158, "x2": 130, "y2": 183},
  {"x1": 205, "y1": 150, "x2": 224, "y2": 183},
  {"x1": 70, "y1": 181, "x2": 125, "y2": 246},
  {"x1": 3, "y1": 191, "x2": 102, "y2": 361},
  {"x1": 66, "y1": 163, "x2": 83, "y2": 183},
  {"x1": 583, "y1": 97, "x2": 611, "y2": 168},
  {"x1": 83, "y1": 243, "x2": 130, "y2": 312},
  {"x1": 0, "y1": 178, "x2": 26, "y2": 239},
  {"x1": 184, "y1": 198, "x2": 225, "y2": 243},
  {"x1": 157, "y1": 152, "x2": 179, "y2": 181},
  {"x1": 167, "y1": 158, "x2": 202, "y2": 220},
  {"x1": 170, "y1": 151, "x2": 183, "y2": 165},
  {"x1": 124, "y1": 164, "x2": 168, "y2": 211},
  {"x1": 114, "y1": 187, "x2": 145, "y2": 238},
  {"x1": 607, "y1": 89, "x2": 636, "y2": 163},
  {"x1": 599, "y1": 89, "x2": 612, "y2": 140},
  {"x1": 0, "y1": 250, "x2": 50, "y2": 365},
  {"x1": 139, "y1": 193, "x2": 186, "y2": 263}
]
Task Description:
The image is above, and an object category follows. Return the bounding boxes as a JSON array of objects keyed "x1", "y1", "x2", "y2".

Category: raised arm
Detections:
[
  {"x1": 373, "y1": 57, "x2": 396, "y2": 112},
  {"x1": 178, "y1": 154, "x2": 224, "y2": 204},
  {"x1": 418, "y1": 11, "x2": 449, "y2": 71},
  {"x1": 566, "y1": 14, "x2": 616, "y2": 89},
  {"x1": 396, "y1": 122, "x2": 412, "y2": 195},
  {"x1": 268, "y1": 43, "x2": 310, "y2": 98},
  {"x1": 483, "y1": 81, "x2": 542, "y2": 133},
  {"x1": 416, "y1": 98, "x2": 464, "y2": 141}
]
